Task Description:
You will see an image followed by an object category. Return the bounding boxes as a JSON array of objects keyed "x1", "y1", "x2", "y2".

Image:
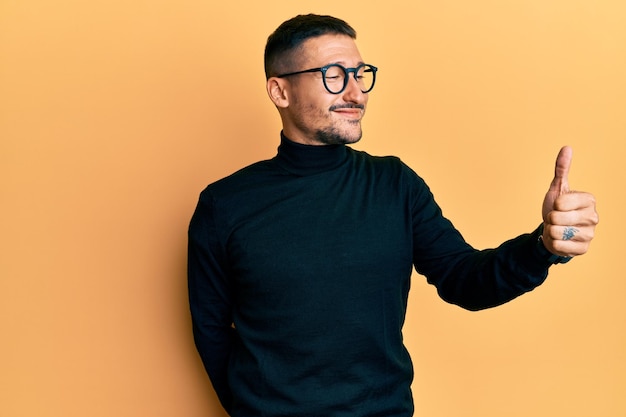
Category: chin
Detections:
[
  {"x1": 340, "y1": 128, "x2": 363, "y2": 145},
  {"x1": 315, "y1": 126, "x2": 363, "y2": 145},
  {"x1": 342, "y1": 135, "x2": 362, "y2": 145}
]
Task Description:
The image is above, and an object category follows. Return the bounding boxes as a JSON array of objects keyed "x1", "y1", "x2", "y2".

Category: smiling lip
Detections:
[{"x1": 332, "y1": 108, "x2": 363, "y2": 119}]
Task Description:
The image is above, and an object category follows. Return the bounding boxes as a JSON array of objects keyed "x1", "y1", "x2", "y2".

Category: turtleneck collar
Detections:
[{"x1": 275, "y1": 132, "x2": 349, "y2": 176}]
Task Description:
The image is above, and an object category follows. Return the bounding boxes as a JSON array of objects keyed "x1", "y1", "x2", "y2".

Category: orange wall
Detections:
[{"x1": 1, "y1": 1, "x2": 625, "y2": 416}]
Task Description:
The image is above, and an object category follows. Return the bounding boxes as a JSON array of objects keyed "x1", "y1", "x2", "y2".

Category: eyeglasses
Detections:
[{"x1": 276, "y1": 63, "x2": 378, "y2": 95}]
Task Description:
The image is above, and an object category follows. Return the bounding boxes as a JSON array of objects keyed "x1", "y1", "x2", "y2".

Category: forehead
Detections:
[{"x1": 298, "y1": 34, "x2": 363, "y2": 67}]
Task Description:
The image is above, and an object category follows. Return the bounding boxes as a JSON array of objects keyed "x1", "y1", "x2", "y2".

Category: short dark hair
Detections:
[{"x1": 264, "y1": 14, "x2": 357, "y2": 79}]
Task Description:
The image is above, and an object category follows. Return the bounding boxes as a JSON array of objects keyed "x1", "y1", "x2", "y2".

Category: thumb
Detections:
[{"x1": 550, "y1": 146, "x2": 572, "y2": 195}]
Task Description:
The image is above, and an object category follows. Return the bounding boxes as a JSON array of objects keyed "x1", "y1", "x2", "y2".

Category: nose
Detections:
[{"x1": 341, "y1": 74, "x2": 367, "y2": 104}]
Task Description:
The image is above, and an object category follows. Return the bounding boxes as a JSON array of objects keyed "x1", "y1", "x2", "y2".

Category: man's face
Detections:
[{"x1": 278, "y1": 34, "x2": 369, "y2": 146}]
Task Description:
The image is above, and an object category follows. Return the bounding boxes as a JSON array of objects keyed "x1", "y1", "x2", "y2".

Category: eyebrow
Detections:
[{"x1": 326, "y1": 60, "x2": 366, "y2": 67}]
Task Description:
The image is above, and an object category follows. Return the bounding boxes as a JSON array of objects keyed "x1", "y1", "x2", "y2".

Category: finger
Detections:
[
  {"x1": 545, "y1": 222, "x2": 594, "y2": 241},
  {"x1": 546, "y1": 208, "x2": 597, "y2": 227},
  {"x1": 550, "y1": 146, "x2": 572, "y2": 195},
  {"x1": 548, "y1": 239, "x2": 591, "y2": 257},
  {"x1": 553, "y1": 191, "x2": 597, "y2": 212}
]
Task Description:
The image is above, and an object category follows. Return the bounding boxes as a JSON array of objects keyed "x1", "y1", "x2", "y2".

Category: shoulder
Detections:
[
  {"x1": 347, "y1": 147, "x2": 424, "y2": 181},
  {"x1": 199, "y1": 158, "x2": 279, "y2": 200},
  {"x1": 192, "y1": 159, "x2": 284, "y2": 231},
  {"x1": 347, "y1": 147, "x2": 401, "y2": 165},
  {"x1": 348, "y1": 148, "x2": 436, "y2": 207}
]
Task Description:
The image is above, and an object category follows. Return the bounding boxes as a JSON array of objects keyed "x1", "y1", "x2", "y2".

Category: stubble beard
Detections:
[
  {"x1": 290, "y1": 101, "x2": 365, "y2": 145},
  {"x1": 314, "y1": 120, "x2": 363, "y2": 145},
  {"x1": 314, "y1": 103, "x2": 365, "y2": 145}
]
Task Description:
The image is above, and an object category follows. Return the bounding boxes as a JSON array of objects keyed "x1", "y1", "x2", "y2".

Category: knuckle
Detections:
[
  {"x1": 547, "y1": 211, "x2": 560, "y2": 224},
  {"x1": 586, "y1": 228, "x2": 595, "y2": 239},
  {"x1": 592, "y1": 212, "x2": 600, "y2": 225},
  {"x1": 548, "y1": 226, "x2": 562, "y2": 240}
]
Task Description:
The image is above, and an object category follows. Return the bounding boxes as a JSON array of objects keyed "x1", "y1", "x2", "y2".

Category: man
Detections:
[{"x1": 188, "y1": 14, "x2": 598, "y2": 417}]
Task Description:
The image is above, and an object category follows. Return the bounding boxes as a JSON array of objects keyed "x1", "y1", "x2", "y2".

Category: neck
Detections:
[{"x1": 275, "y1": 132, "x2": 348, "y2": 176}]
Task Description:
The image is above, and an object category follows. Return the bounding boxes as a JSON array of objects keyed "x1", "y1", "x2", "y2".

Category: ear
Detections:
[{"x1": 266, "y1": 77, "x2": 290, "y2": 108}]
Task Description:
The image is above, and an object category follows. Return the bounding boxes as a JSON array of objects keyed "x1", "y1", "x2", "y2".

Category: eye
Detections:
[{"x1": 323, "y1": 65, "x2": 344, "y2": 81}]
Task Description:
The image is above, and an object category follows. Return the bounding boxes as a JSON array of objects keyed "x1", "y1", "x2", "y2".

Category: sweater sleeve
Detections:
[
  {"x1": 188, "y1": 192, "x2": 235, "y2": 414},
  {"x1": 408, "y1": 171, "x2": 554, "y2": 311}
]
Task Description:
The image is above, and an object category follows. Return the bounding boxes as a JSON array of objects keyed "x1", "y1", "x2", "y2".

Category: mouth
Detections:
[{"x1": 330, "y1": 104, "x2": 365, "y2": 120}]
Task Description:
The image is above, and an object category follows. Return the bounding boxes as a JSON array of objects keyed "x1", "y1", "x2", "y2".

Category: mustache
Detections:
[{"x1": 329, "y1": 103, "x2": 365, "y2": 111}]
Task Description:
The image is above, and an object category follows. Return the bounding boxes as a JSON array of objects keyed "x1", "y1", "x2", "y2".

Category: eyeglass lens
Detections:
[{"x1": 324, "y1": 64, "x2": 376, "y2": 94}]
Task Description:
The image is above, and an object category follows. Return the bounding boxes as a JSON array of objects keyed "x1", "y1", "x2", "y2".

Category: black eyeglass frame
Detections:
[{"x1": 276, "y1": 63, "x2": 378, "y2": 95}]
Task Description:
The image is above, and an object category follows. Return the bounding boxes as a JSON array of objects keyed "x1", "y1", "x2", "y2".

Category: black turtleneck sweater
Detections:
[{"x1": 188, "y1": 134, "x2": 554, "y2": 417}]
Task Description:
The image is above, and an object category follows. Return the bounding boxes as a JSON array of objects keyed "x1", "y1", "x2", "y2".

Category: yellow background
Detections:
[{"x1": 1, "y1": 1, "x2": 624, "y2": 416}]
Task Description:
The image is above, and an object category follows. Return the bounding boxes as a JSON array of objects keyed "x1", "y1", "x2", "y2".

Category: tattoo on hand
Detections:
[{"x1": 563, "y1": 226, "x2": 579, "y2": 241}]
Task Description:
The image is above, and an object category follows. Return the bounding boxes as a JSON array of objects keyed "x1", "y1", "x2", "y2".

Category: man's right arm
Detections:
[{"x1": 188, "y1": 194, "x2": 234, "y2": 414}]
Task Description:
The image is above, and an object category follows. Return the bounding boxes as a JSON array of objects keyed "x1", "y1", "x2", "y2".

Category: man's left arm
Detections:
[{"x1": 412, "y1": 146, "x2": 598, "y2": 311}]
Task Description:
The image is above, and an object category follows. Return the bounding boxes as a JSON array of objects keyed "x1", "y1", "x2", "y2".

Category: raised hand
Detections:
[{"x1": 541, "y1": 146, "x2": 599, "y2": 257}]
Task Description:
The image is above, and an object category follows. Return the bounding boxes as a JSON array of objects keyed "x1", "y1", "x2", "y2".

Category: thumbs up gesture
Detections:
[{"x1": 541, "y1": 146, "x2": 599, "y2": 258}]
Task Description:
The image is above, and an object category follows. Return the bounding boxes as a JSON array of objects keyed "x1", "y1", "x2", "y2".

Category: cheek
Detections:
[
  {"x1": 303, "y1": 101, "x2": 331, "y2": 120},
  {"x1": 290, "y1": 93, "x2": 335, "y2": 123}
]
